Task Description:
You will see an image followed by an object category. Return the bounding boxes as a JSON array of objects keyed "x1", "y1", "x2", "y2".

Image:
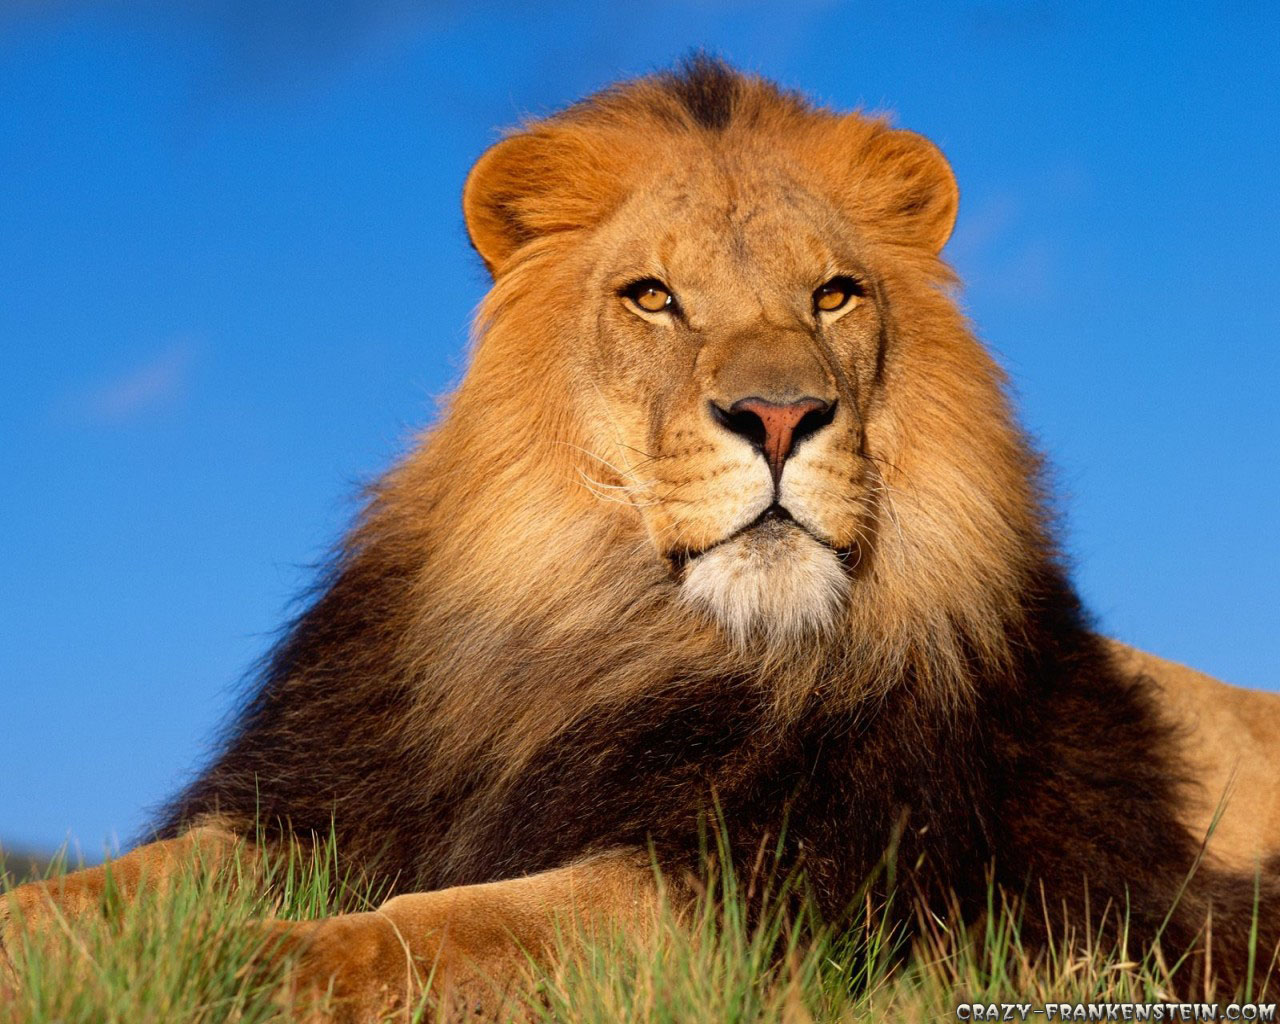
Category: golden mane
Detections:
[{"x1": 339, "y1": 64, "x2": 1046, "y2": 785}]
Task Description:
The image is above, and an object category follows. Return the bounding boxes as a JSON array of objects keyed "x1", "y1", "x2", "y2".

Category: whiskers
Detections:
[
  {"x1": 576, "y1": 472, "x2": 660, "y2": 508},
  {"x1": 553, "y1": 440, "x2": 683, "y2": 510},
  {"x1": 861, "y1": 453, "x2": 907, "y2": 563}
]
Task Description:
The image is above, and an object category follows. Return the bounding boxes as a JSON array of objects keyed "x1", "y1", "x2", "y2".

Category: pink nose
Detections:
[{"x1": 711, "y1": 397, "x2": 836, "y2": 482}]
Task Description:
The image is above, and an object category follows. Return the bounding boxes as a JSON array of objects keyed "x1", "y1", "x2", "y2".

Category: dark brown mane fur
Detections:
[
  {"x1": 159, "y1": 60, "x2": 1280, "y2": 992},
  {"x1": 659, "y1": 53, "x2": 741, "y2": 131}
]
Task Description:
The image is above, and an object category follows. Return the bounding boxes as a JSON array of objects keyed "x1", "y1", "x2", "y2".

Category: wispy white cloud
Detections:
[{"x1": 71, "y1": 337, "x2": 198, "y2": 426}]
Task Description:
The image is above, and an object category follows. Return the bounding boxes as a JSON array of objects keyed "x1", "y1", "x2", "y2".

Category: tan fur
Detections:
[
  {"x1": 270, "y1": 851, "x2": 664, "y2": 1022},
  {"x1": 0, "y1": 823, "x2": 245, "y2": 972},
  {"x1": 2, "y1": 65, "x2": 1276, "y2": 1022},
  {"x1": 1108, "y1": 642, "x2": 1280, "y2": 871}
]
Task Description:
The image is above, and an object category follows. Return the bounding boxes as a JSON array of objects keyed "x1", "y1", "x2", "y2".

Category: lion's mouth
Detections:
[{"x1": 666, "y1": 504, "x2": 844, "y2": 576}]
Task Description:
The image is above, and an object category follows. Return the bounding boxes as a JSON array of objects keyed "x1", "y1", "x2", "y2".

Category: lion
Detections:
[{"x1": 4, "y1": 57, "x2": 1280, "y2": 1021}]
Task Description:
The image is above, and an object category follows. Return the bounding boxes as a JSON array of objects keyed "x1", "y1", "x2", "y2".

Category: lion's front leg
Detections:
[
  {"x1": 277, "y1": 848, "x2": 668, "y2": 1023},
  {"x1": 0, "y1": 822, "x2": 249, "y2": 968}
]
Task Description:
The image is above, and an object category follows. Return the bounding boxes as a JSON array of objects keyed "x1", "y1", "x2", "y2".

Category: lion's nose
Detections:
[{"x1": 710, "y1": 397, "x2": 837, "y2": 483}]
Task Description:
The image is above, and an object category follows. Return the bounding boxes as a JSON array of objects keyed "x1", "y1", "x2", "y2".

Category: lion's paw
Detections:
[
  {"x1": 263, "y1": 913, "x2": 417, "y2": 1024},
  {"x1": 261, "y1": 911, "x2": 526, "y2": 1024}
]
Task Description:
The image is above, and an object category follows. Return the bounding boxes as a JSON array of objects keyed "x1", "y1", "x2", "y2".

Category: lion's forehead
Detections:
[{"x1": 610, "y1": 181, "x2": 849, "y2": 301}]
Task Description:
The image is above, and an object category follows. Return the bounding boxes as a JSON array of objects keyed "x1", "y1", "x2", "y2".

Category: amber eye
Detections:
[
  {"x1": 622, "y1": 278, "x2": 676, "y2": 314},
  {"x1": 813, "y1": 276, "x2": 863, "y2": 314}
]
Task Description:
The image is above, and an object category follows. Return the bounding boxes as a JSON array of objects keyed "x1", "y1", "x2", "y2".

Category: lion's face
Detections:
[
  {"x1": 451, "y1": 63, "x2": 1033, "y2": 663},
  {"x1": 572, "y1": 157, "x2": 886, "y2": 642}
]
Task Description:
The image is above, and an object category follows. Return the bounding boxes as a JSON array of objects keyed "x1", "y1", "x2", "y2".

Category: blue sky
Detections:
[{"x1": 1, "y1": 1, "x2": 1277, "y2": 855}]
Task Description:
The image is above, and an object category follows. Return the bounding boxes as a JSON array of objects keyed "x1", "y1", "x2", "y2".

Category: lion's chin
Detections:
[{"x1": 679, "y1": 518, "x2": 849, "y2": 645}]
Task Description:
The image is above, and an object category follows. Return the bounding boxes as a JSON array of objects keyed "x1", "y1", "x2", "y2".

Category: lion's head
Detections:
[{"x1": 359, "y1": 59, "x2": 1050, "y2": 750}]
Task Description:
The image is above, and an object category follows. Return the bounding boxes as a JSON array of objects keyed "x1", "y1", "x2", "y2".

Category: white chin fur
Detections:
[{"x1": 680, "y1": 520, "x2": 849, "y2": 645}]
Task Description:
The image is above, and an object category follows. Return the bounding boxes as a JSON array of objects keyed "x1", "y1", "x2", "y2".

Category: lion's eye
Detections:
[
  {"x1": 813, "y1": 276, "x2": 863, "y2": 314},
  {"x1": 622, "y1": 278, "x2": 676, "y2": 314}
]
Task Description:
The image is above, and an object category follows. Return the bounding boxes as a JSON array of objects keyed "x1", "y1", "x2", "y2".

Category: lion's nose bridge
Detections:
[
  {"x1": 702, "y1": 330, "x2": 835, "y2": 409},
  {"x1": 700, "y1": 330, "x2": 840, "y2": 482}
]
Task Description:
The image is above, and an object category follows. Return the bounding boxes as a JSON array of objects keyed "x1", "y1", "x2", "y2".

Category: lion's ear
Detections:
[
  {"x1": 463, "y1": 133, "x2": 543, "y2": 275},
  {"x1": 851, "y1": 128, "x2": 959, "y2": 254},
  {"x1": 463, "y1": 128, "x2": 623, "y2": 276}
]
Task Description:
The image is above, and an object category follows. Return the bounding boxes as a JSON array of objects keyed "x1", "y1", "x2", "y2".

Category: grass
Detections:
[{"x1": 1, "y1": 834, "x2": 1271, "y2": 1024}]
